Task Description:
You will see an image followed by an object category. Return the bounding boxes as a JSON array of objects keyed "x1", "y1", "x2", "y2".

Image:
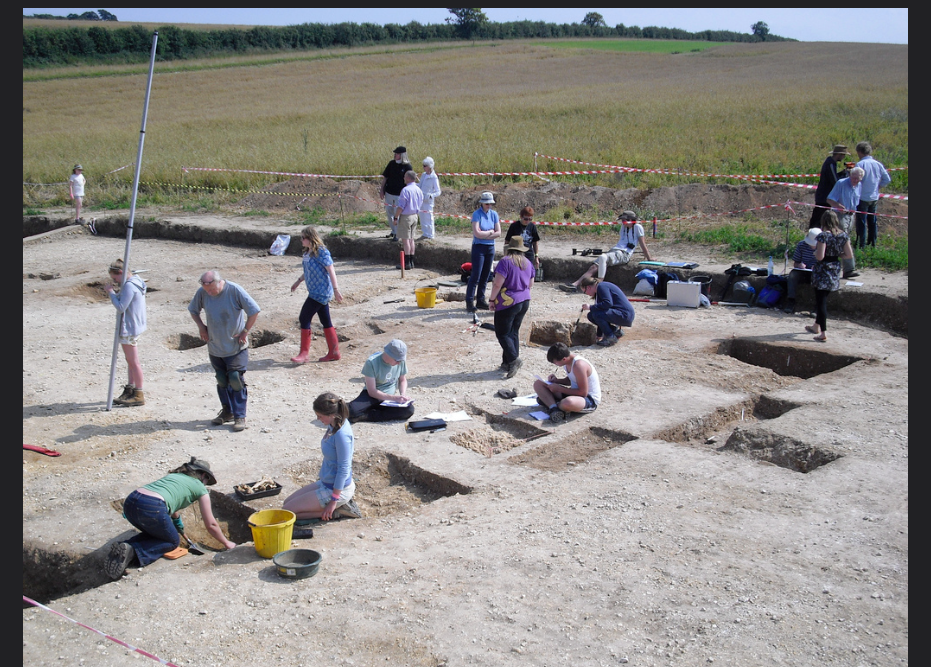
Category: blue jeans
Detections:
[
  {"x1": 466, "y1": 243, "x2": 495, "y2": 304},
  {"x1": 123, "y1": 490, "x2": 181, "y2": 566},
  {"x1": 587, "y1": 307, "x2": 635, "y2": 338},
  {"x1": 855, "y1": 199, "x2": 877, "y2": 248},
  {"x1": 494, "y1": 299, "x2": 530, "y2": 365},
  {"x1": 210, "y1": 349, "x2": 249, "y2": 418}
]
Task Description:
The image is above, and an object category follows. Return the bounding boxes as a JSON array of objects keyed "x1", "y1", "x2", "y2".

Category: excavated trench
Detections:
[{"x1": 23, "y1": 451, "x2": 471, "y2": 604}]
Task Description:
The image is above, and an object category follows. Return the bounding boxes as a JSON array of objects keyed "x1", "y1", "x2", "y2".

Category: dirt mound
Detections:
[{"x1": 240, "y1": 177, "x2": 908, "y2": 228}]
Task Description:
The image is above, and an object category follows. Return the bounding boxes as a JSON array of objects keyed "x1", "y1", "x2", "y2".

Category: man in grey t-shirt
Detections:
[{"x1": 188, "y1": 271, "x2": 261, "y2": 431}]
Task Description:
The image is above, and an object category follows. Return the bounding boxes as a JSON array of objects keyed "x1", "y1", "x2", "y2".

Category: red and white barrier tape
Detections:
[
  {"x1": 787, "y1": 201, "x2": 908, "y2": 220},
  {"x1": 182, "y1": 166, "x2": 380, "y2": 179},
  {"x1": 23, "y1": 596, "x2": 180, "y2": 666},
  {"x1": 535, "y1": 153, "x2": 908, "y2": 199}
]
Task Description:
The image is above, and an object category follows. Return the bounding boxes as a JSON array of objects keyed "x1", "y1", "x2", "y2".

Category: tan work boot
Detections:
[
  {"x1": 113, "y1": 384, "x2": 134, "y2": 405},
  {"x1": 121, "y1": 389, "x2": 146, "y2": 407},
  {"x1": 232, "y1": 417, "x2": 247, "y2": 432}
]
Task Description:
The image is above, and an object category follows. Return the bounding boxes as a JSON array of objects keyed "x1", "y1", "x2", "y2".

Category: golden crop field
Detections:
[{"x1": 23, "y1": 40, "x2": 908, "y2": 193}]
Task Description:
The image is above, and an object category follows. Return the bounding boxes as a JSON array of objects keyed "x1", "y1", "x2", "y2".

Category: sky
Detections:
[{"x1": 23, "y1": 8, "x2": 908, "y2": 44}]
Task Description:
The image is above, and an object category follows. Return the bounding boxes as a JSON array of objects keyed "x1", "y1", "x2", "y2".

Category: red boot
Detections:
[
  {"x1": 291, "y1": 329, "x2": 313, "y2": 364},
  {"x1": 318, "y1": 327, "x2": 341, "y2": 362}
]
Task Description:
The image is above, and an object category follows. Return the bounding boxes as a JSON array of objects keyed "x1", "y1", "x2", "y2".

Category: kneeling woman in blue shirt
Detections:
[{"x1": 284, "y1": 392, "x2": 361, "y2": 521}]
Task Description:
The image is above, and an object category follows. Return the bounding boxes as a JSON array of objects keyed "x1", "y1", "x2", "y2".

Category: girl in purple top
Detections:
[{"x1": 488, "y1": 237, "x2": 535, "y2": 378}]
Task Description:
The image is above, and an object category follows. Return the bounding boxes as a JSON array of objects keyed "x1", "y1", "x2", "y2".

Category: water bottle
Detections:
[{"x1": 767, "y1": 256, "x2": 774, "y2": 276}]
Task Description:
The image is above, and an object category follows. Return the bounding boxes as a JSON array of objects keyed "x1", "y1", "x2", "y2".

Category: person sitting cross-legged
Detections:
[
  {"x1": 347, "y1": 339, "x2": 415, "y2": 423},
  {"x1": 531, "y1": 343, "x2": 602, "y2": 423}
]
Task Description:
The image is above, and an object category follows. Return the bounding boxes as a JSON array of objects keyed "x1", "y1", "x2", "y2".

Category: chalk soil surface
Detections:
[{"x1": 23, "y1": 226, "x2": 907, "y2": 666}]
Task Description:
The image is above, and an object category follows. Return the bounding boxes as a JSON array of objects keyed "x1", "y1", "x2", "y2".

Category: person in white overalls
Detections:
[{"x1": 418, "y1": 157, "x2": 442, "y2": 240}]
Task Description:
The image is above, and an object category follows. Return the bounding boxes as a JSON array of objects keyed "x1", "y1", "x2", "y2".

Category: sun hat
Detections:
[
  {"x1": 383, "y1": 339, "x2": 407, "y2": 362},
  {"x1": 73, "y1": 164, "x2": 83, "y2": 170},
  {"x1": 830, "y1": 145, "x2": 850, "y2": 156},
  {"x1": 805, "y1": 228, "x2": 822, "y2": 248},
  {"x1": 422, "y1": 157, "x2": 435, "y2": 168},
  {"x1": 186, "y1": 457, "x2": 217, "y2": 486},
  {"x1": 393, "y1": 146, "x2": 407, "y2": 154},
  {"x1": 617, "y1": 210, "x2": 637, "y2": 221},
  {"x1": 506, "y1": 237, "x2": 529, "y2": 253},
  {"x1": 479, "y1": 192, "x2": 495, "y2": 204}
]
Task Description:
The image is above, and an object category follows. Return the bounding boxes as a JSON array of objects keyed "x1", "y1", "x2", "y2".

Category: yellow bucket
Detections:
[
  {"x1": 247, "y1": 509, "x2": 296, "y2": 558},
  {"x1": 415, "y1": 287, "x2": 437, "y2": 309}
]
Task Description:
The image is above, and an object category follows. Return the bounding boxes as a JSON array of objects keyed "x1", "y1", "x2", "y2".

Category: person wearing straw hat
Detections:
[
  {"x1": 104, "y1": 258, "x2": 147, "y2": 406},
  {"x1": 105, "y1": 458, "x2": 236, "y2": 580},
  {"x1": 466, "y1": 191, "x2": 501, "y2": 312},
  {"x1": 488, "y1": 236, "x2": 536, "y2": 378},
  {"x1": 810, "y1": 144, "x2": 851, "y2": 229},
  {"x1": 68, "y1": 164, "x2": 86, "y2": 223}
]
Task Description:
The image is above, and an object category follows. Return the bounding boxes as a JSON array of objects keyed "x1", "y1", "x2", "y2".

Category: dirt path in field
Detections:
[{"x1": 23, "y1": 192, "x2": 907, "y2": 666}]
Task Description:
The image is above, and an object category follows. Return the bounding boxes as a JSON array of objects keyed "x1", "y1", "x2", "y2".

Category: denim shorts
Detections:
[
  {"x1": 579, "y1": 395, "x2": 599, "y2": 413},
  {"x1": 314, "y1": 479, "x2": 355, "y2": 507}
]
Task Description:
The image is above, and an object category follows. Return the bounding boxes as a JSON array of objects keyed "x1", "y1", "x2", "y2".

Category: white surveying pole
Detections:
[{"x1": 106, "y1": 31, "x2": 158, "y2": 410}]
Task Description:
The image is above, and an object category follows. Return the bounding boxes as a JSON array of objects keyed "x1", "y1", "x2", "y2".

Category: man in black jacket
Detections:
[{"x1": 809, "y1": 144, "x2": 851, "y2": 228}]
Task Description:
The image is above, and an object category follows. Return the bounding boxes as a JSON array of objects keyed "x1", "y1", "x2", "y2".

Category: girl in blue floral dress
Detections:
[{"x1": 808, "y1": 211, "x2": 854, "y2": 342}]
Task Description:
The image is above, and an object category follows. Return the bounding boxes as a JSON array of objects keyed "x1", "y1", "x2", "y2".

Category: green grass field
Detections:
[{"x1": 23, "y1": 39, "x2": 907, "y2": 266}]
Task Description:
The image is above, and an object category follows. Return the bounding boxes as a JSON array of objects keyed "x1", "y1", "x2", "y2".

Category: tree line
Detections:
[{"x1": 23, "y1": 18, "x2": 793, "y2": 68}]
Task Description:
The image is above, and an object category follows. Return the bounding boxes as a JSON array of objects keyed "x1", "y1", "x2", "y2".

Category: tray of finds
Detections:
[{"x1": 234, "y1": 477, "x2": 283, "y2": 500}]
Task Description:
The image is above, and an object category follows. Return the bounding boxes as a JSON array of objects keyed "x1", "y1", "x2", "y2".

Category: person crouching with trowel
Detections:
[{"x1": 105, "y1": 458, "x2": 236, "y2": 580}]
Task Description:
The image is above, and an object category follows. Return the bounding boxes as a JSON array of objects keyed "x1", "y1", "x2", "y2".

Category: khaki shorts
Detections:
[
  {"x1": 396, "y1": 214, "x2": 418, "y2": 240},
  {"x1": 119, "y1": 334, "x2": 142, "y2": 346}
]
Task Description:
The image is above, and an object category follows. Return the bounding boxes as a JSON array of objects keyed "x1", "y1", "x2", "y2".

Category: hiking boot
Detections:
[
  {"x1": 611, "y1": 324, "x2": 624, "y2": 337},
  {"x1": 466, "y1": 300, "x2": 476, "y2": 313},
  {"x1": 105, "y1": 542, "x2": 135, "y2": 580},
  {"x1": 783, "y1": 299, "x2": 796, "y2": 314},
  {"x1": 475, "y1": 299, "x2": 489, "y2": 311},
  {"x1": 113, "y1": 384, "x2": 134, "y2": 405},
  {"x1": 843, "y1": 271, "x2": 860, "y2": 279},
  {"x1": 505, "y1": 357, "x2": 523, "y2": 379},
  {"x1": 212, "y1": 408, "x2": 234, "y2": 425},
  {"x1": 121, "y1": 389, "x2": 146, "y2": 407},
  {"x1": 597, "y1": 335, "x2": 619, "y2": 347},
  {"x1": 558, "y1": 284, "x2": 580, "y2": 293},
  {"x1": 333, "y1": 499, "x2": 362, "y2": 519},
  {"x1": 232, "y1": 417, "x2": 247, "y2": 432},
  {"x1": 548, "y1": 408, "x2": 567, "y2": 424}
]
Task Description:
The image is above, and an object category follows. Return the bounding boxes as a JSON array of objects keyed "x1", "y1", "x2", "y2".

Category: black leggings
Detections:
[
  {"x1": 814, "y1": 289, "x2": 830, "y2": 331},
  {"x1": 299, "y1": 297, "x2": 332, "y2": 329}
]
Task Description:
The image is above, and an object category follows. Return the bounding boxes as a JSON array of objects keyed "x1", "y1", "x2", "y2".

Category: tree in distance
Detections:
[
  {"x1": 446, "y1": 8, "x2": 488, "y2": 38},
  {"x1": 751, "y1": 21, "x2": 770, "y2": 40},
  {"x1": 582, "y1": 12, "x2": 607, "y2": 28}
]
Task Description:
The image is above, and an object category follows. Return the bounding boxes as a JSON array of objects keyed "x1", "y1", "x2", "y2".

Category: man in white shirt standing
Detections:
[{"x1": 854, "y1": 141, "x2": 892, "y2": 249}]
